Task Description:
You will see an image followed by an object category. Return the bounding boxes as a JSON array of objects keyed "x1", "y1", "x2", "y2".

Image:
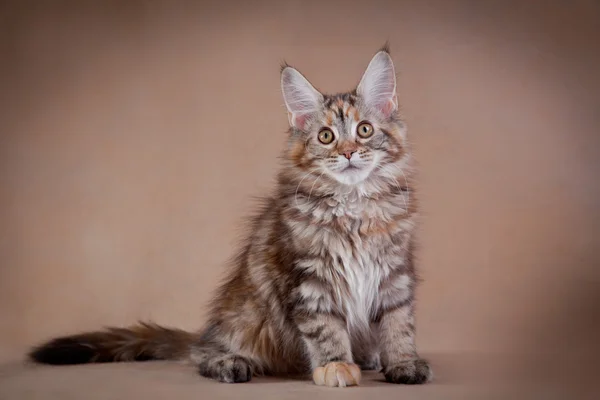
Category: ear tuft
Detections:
[
  {"x1": 379, "y1": 41, "x2": 391, "y2": 55},
  {"x1": 357, "y1": 50, "x2": 398, "y2": 118},
  {"x1": 280, "y1": 60, "x2": 292, "y2": 74},
  {"x1": 281, "y1": 67, "x2": 323, "y2": 131}
]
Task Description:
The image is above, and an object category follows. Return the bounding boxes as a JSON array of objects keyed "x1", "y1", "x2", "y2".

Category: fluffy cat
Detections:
[{"x1": 28, "y1": 45, "x2": 432, "y2": 388}]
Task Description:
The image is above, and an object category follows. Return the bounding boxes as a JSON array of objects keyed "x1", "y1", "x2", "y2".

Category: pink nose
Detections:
[{"x1": 341, "y1": 150, "x2": 356, "y2": 160}]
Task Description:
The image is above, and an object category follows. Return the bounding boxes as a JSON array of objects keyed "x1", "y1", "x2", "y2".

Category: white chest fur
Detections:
[
  {"x1": 293, "y1": 189, "x2": 412, "y2": 331},
  {"x1": 331, "y1": 243, "x2": 384, "y2": 332}
]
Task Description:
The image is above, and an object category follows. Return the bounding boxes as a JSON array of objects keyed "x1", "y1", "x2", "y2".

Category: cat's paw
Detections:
[
  {"x1": 383, "y1": 358, "x2": 433, "y2": 384},
  {"x1": 198, "y1": 354, "x2": 253, "y2": 383},
  {"x1": 312, "y1": 362, "x2": 361, "y2": 387}
]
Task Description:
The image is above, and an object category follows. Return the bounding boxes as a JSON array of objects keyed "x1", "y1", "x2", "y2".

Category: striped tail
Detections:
[{"x1": 28, "y1": 322, "x2": 196, "y2": 365}]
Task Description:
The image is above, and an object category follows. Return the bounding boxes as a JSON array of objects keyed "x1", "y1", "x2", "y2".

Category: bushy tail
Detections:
[{"x1": 28, "y1": 322, "x2": 197, "y2": 365}]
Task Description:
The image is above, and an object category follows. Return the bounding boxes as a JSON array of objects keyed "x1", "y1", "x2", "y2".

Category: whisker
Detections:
[
  {"x1": 294, "y1": 171, "x2": 313, "y2": 207},
  {"x1": 376, "y1": 165, "x2": 409, "y2": 213},
  {"x1": 397, "y1": 167, "x2": 410, "y2": 209},
  {"x1": 385, "y1": 163, "x2": 411, "y2": 208},
  {"x1": 307, "y1": 170, "x2": 326, "y2": 204}
]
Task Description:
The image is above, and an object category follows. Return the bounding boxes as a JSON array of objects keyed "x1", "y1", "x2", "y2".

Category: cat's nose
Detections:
[{"x1": 341, "y1": 150, "x2": 356, "y2": 160}]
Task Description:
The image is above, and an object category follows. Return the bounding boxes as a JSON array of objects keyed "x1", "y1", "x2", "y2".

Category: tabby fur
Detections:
[{"x1": 29, "y1": 45, "x2": 432, "y2": 387}]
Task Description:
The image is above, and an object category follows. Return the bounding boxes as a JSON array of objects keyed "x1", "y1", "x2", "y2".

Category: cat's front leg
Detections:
[
  {"x1": 378, "y1": 303, "x2": 433, "y2": 384},
  {"x1": 295, "y1": 312, "x2": 361, "y2": 387}
]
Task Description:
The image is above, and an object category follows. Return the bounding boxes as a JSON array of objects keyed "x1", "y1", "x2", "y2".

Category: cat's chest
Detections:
[
  {"x1": 330, "y1": 242, "x2": 382, "y2": 324},
  {"x1": 324, "y1": 226, "x2": 400, "y2": 330},
  {"x1": 292, "y1": 196, "x2": 412, "y2": 327}
]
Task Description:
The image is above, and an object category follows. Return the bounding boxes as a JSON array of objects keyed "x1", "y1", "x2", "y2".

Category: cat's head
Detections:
[{"x1": 281, "y1": 46, "x2": 408, "y2": 188}]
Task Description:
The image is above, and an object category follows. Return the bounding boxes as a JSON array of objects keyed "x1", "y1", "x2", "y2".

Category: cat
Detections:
[{"x1": 28, "y1": 45, "x2": 433, "y2": 388}]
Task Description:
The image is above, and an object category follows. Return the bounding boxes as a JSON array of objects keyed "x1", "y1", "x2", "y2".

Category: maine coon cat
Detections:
[{"x1": 28, "y1": 45, "x2": 432, "y2": 388}]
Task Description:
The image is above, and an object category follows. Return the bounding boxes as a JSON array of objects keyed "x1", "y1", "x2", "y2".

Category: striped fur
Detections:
[{"x1": 28, "y1": 46, "x2": 432, "y2": 387}]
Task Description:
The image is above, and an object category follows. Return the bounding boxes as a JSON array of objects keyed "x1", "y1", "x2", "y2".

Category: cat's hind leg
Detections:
[
  {"x1": 356, "y1": 352, "x2": 381, "y2": 371},
  {"x1": 352, "y1": 325, "x2": 382, "y2": 371},
  {"x1": 191, "y1": 345, "x2": 253, "y2": 384}
]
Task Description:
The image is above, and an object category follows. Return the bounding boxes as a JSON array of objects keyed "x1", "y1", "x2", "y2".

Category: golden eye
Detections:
[
  {"x1": 318, "y1": 128, "x2": 335, "y2": 144},
  {"x1": 357, "y1": 122, "x2": 374, "y2": 138}
]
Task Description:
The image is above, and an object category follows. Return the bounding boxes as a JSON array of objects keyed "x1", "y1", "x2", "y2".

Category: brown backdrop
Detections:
[{"x1": 1, "y1": 0, "x2": 599, "y2": 384}]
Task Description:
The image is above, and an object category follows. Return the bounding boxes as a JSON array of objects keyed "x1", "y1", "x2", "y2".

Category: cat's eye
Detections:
[
  {"x1": 357, "y1": 122, "x2": 374, "y2": 138},
  {"x1": 318, "y1": 128, "x2": 335, "y2": 144}
]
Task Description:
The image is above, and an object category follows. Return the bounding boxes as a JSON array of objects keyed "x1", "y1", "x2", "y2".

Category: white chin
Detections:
[{"x1": 332, "y1": 167, "x2": 372, "y2": 185}]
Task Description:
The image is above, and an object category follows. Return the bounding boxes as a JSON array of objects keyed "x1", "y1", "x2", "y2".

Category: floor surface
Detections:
[{"x1": 1, "y1": 353, "x2": 596, "y2": 400}]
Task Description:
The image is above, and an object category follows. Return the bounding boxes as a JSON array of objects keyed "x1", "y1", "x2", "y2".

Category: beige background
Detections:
[{"x1": 1, "y1": 0, "x2": 599, "y2": 384}]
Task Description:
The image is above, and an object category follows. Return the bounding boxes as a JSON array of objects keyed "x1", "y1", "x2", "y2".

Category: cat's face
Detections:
[
  {"x1": 287, "y1": 92, "x2": 406, "y2": 186},
  {"x1": 281, "y1": 49, "x2": 406, "y2": 188}
]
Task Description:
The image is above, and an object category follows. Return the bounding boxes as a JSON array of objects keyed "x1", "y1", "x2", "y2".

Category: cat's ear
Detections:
[
  {"x1": 281, "y1": 66, "x2": 323, "y2": 131},
  {"x1": 357, "y1": 49, "x2": 398, "y2": 118}
]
